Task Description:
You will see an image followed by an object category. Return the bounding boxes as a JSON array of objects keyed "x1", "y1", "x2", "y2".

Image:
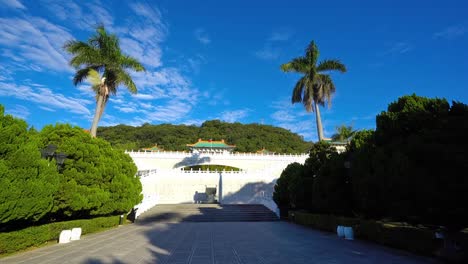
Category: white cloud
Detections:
[
  {"x1": 5, "y1": 105, "x2": 30, "y2": 119},
  {"x1": 145, "y1": 100, "x2": 192, "y2": 122},
  {"x1": 42, "y1": 0, "x2": 113, "y2": 30},
  {"x1": 255, "y1": 44, "x2": 280, "y2": 60},
  {"x1": 132, "y1": 93, "x2": 157, "y2": 100},
  {"x1": 0, "y1": 0, "x2": 26, "y2": 9},
  {"x1": 116, "y1": 2, "x2": 167, "y2": 68},
  {"x1": 382, "y1": 41, "x2": 412, "y2": 55},
  {"x1": 194, "y1": 28, "x2": 211, "y2": 44},
  {"x1": 115, "y1": 106, "x2": 139, "y2": 113},
  {"x1": 140, "y1": 102, "x2": 153, "y2": 109},
  {"x1": 255, "y1": 28, "x2": 293, "y2": 61},
  {"x1": 278, "y1": 119, "x2": 315, "y2": 140},
  {"x1": 0, "y1": 82, "x2": 92, "y2": 115},
  {"x1": 434, "y1": 25, "x2": 467, "y2": 40},
  {"x1": 129, "y1": 2, "x2": 163, "y2": 26},
  {"x1": 220, "y1": 109, "x2": 250, "y2": 123},
  {"x1": 132, "y1": 68, "x2": 198, "y2": 103},
  {"x1": 120, "y1": 37, "x2": 163, "y2": 68},
  {"x1": 109, "y1": 97, "x2": 124, "y2": 104},
  {"x1": 182, "y1": 119, "x2": 205, "y2": 126},
  {"x1": 0, "y1": 16, "x2": 73, "y2": 72},
  {"x1": 269, "y1": 97, "x2": 317, "y2": 141},
  {"x1": 268, "y1": 28, "x2": 293, "y2": 41},
  {"x1": 271, "y1": 110, "x2": 295, "y2": 122}
]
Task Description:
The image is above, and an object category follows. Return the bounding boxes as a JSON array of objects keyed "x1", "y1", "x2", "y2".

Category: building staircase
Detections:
[{"x1": 136, "y1": 204, "x2": 278, "y2": 223}]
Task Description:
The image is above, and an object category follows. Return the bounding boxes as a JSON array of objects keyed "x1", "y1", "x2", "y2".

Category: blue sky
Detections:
[{"x1": 0, "y1": 0, "x2": 467, "y2": 141}]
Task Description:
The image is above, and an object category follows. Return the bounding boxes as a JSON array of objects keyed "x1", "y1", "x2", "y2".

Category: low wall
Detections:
[{"x1": 139, "y1": 170, "x2": 279, "y2": 215}]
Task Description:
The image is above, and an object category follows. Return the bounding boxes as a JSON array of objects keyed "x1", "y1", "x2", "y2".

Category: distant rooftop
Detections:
[
  {"x1": 187, "y1": 139, "x2": 235, "y2": 149},
  {"x1": 141, "y1": 144, "x2": 162, "y2": 152},
  {"x1": 256, "y1": 148, "x2": 275, "y2": 155}
]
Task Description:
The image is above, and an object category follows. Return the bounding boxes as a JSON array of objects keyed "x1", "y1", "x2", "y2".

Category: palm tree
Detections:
[
  {"x1": 281, "y1": 41, "x2": 346, "y2": 141},
  {"x1": 64, "y1": 26, "x2": 145, "y2": 137},
  {"x1": 331, "y1": 124, "x2": 356, "y2": 142}
]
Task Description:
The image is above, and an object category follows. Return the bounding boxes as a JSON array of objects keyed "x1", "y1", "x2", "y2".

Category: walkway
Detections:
[{"x1": 1, "y1": 221, "x2": 437, "y2": 264}]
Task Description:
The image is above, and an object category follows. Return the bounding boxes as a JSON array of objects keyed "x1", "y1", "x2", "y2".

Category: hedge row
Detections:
[
  {"x1": 289, "y1": 211, "x2": 468, "y2": 260},
  {"x1": 0, "y1": 215, "x2": 125, "y2": 255}
]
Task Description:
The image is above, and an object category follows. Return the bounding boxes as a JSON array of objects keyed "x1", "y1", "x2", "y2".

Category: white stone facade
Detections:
[{"x1": 128, "y1": 151, "x2": 308, "y2": 215}]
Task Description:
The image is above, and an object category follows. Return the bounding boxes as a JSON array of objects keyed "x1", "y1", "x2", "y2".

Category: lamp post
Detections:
[{"x1": 41, "y1": 144, "x2": 67, "y2": 170}]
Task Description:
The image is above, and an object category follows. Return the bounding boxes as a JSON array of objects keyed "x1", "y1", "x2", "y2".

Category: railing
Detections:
[
  {"x1": 179, "y1": 168, "x2": 247, "y2": 174},
  {"x1": 126, "y1": 150, "x2": 308, "y2": 159}
]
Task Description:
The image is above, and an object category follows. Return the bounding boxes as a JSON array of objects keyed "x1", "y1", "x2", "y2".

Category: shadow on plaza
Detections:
[
  {"x1": 80, "y1": 181, "x2": 276, "y2": 263},
  {"x1": 172, "y1": 153, "x2": 211, "y2": 169},
  {"x1": 141, "y1": 181, "x2": 276, "y2": 263},
  {"x1": 83, "y1": 259, "x2": 127, "y2": 264}
]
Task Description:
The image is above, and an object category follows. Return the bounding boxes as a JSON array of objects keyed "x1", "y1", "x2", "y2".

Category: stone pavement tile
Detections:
[
  {"x1": 190, "y1": 256, "x2": 212, "y2": 264},
  {"x1": 1, "y1": 221, "x2": 439, "y2": 264}
]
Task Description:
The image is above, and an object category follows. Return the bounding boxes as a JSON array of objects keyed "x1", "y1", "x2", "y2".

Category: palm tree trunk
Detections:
[
  {"x1": 90, "y1": 94, "x2": 104, "y2": 137},
  {"x1": 98, "y1": 96, "x2": 108, "y2": 122},
  {"x1": 314, "y1": 101, "x2": 325, "y2": 141}
]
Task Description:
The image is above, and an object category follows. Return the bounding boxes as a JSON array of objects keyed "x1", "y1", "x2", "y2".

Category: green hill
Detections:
[{"x1": 98, "y1": 120, "x2": 310, "y2": 154}]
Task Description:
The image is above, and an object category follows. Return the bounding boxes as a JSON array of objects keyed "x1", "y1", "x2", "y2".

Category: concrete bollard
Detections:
[
  {"x1": 70, "y1": 228, "x2": 82, "y2": 241},
  {"x1": 59, "y1": 230, "x2": 72, "y2": 244},
  {"x1": 337, "y1": 225, "x2": 345, "y2": 238},
  {"x1": 344, "y1": 226, "x2": 354, "y2": 240}
]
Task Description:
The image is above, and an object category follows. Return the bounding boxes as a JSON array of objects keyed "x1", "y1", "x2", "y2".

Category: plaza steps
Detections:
[{"x1": 136, "y1": 204, "x2": 278, "y2": 223}]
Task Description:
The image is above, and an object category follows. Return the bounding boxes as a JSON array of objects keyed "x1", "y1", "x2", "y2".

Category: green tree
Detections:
[
  {"x1": 64, "y1": 26, "x2": 145, "y2": 137},
  {"x1": 273, "y1": 162, "x2": 304, "y2": 217},
  {"x1": 0, "y1": 105, "x2": 59, "y2": 227},
  {"x1": 331, "y1": 124, "x2": 356, "y2": 142},
  {"x1": 37, "y1": 124, "x2": 142, "y2": 220},
  {"x1": 281, "y1": 41, "x2": 346, "y2": 141}
]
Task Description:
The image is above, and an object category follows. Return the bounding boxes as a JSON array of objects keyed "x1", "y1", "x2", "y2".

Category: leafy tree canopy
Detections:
[{"x1": 98, "y1": 120, "x2": 311, "y2": 153}]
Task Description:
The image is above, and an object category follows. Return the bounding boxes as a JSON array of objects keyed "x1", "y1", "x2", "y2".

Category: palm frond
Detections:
[
  {"x1": 121, "y1": 56, "x2": 146, "y2": 72},
  {"x1": 280, "y1": 57, "x2": 308, "y2": 73},
  {"x1": 73, "y1": 68, "x2": 92, "y2": 86},
  {"x1": 87, "y1": 69, "x2": 102, "y2": 87},
  {"x1": 317, "y1": 59, "x2": 347, "y2": 73},
  {"x1": 116, "y1": 70, "x2": 138, "y2": 94},
  {"x1": 315, "y1": 74, "x2": 336, "y2": 108},
  {"x1": 305, "y1": 41, "x2": 319, "y2": 66},
  {"x1": 292, "y1": 77, "x2": 305, "y2": 103},
  {"x1": 302, "y1": 82, "x2": 314, "y2": 112}
]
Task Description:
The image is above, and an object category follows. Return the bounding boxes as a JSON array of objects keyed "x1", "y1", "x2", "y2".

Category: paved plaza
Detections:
[{"x1": 1, "y1": 220, "x2": 438, "y2": 264}]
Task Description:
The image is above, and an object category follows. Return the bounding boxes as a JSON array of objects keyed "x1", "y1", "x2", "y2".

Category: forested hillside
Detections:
[{"x1": 98, "y1": 120, "x2": 310, "y2": 153}]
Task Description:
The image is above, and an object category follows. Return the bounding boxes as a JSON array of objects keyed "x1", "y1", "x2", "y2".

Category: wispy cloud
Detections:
[
  {"x1": 434, "y1": 25, "x2": 467, "y2": 40},
  {"x1": 255, "y1": 28, "x2": 293, "y2": 61},
  {"x1": 115, "y1": 106, "x2": 139, "y2": 113},
  {"x1": 5, "y1": 105, "x2": 30, "y2": 120},
  {"x1": 0, "y1": 82, "x2": 92, "y2": 115},
  {"x1": 194, "y1": 28, "x2": 211, "y2": 44},
  {"x1": 220, "y1": 109, "x2": 250, "y2": 123},
  {"x1": 382, "y1": 41, "x2": 412, "y2": 56},
  {"x1": 268, "y1": 28, "x2": 293, "y2": 41},
  {"x1": 0, "y1": 0, "x2": 26, "y2": 9},
  {"x1": 42, "y1": 0, "x2": 113, "y2": 30},
  {"x1": 186, "y1": 54, "x2": 207, "y2": 74},
  {"x1": 132, "y1": 68, "x2": 198, "y2": 103},
  {"x1": 145, "y1": 100, "x2": 192, "y2": 122},
  {"x1": 131, "y1": 93, "x2": 157, "y2": 100},
  {"x1": 0, "y1": 16, "x2": 73, "y2": 72},
  {"x1": 255, "y1": 44, "x2": 281, "y2": 60},
  {"x1": 271, "y1": 110, "x2": 295, "y2": 122},
  {"x1": 269, "y1": 97, "x2": 317, "y2": 141},
  {"x1": 182, "y1": 119, "x2": 205, "y2": 126}
]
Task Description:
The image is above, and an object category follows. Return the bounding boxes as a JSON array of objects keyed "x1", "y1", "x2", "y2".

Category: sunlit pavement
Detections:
[{"x1": 0, "y1": 220, "x2": 439, "y2": 264}]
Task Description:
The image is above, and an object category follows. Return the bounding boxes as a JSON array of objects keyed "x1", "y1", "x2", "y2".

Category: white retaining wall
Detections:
[{"x1": 128, "y1": 151, "x2": 308, "y2": 216}]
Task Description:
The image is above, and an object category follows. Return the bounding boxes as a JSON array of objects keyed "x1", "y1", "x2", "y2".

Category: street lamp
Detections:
[
  {"x1": 40, "y1": 144, "x2": 57, "y2": 159},
  {"x1": 344, "y1": 161, "x2": 351, "y2": 169},
  {"x1": 41, "y1": 144, "x2": 67, "y2": 169}
]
